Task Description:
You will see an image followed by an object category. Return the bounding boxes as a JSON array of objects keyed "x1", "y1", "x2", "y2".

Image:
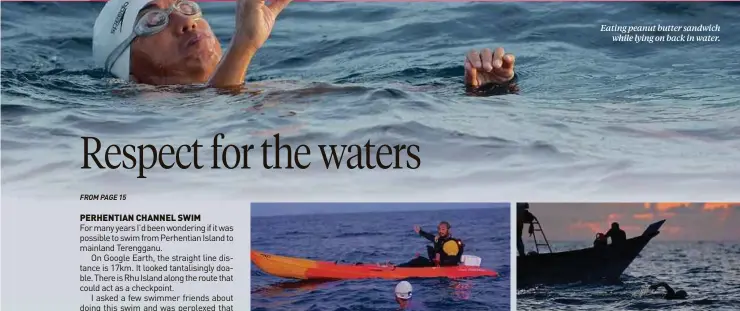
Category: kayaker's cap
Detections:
[{"x1": 395, "y1": 281, "x2": 412, "y2": 300}]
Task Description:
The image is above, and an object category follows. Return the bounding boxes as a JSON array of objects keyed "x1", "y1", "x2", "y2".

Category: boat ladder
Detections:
[{"x1": 530, "y1": 218, "x2": 553, "y2": 254}]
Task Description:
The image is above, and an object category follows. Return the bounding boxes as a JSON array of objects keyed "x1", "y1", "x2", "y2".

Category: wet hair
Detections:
[
  {"x1": 611, "y1": 222, "x2": 619, "y2": 229},
  {"x1": 676, "y1": 290, "x2": 688, "y2": 299},
  {"x1": 439, "y1": 221, "x2": 451, "y2": 229}
]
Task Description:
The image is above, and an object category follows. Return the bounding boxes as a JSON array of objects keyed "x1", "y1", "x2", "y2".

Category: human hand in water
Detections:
[
  {"x1": 233, "y1": 0, "x2": 293, "y2": 53},
  {"x1": 464, "y1": 47, "x2": 516, "y2": 87}
]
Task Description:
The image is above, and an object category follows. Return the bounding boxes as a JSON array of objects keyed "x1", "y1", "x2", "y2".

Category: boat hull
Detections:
[
  {"x1": 517, "y1": 220, "x2": 665, "y2": 288},
  {"x1": 252, "y1": 250, "x2": 498, "y2": 280}
]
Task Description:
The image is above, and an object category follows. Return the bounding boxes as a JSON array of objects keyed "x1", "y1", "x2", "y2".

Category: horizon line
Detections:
[{"x1": 251, "y1": 202, "x2": 509, "y2": 217}]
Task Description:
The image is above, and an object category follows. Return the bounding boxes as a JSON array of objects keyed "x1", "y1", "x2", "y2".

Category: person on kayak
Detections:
[
  {"x1": 398, "y1": 221, "x2": 464, "y2": 267},
  {"x1": 650, "y1": 282, "x2": 688, "y2": 300},
  {"x1": 605, "y1": 222, "x2": 627, "y2": 245}
]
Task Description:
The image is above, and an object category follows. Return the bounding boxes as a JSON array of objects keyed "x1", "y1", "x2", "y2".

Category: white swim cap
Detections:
[
  {"x1": 93, "y1": 0, "x2": 152, "y2": 80},
  {"x1": 395, "y1": 281, "x2": 412, "y2": 300}
]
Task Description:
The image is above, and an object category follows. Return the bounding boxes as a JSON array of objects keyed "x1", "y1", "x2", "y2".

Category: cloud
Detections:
[
  {"x1": 703, "y1": 203, "x2": 731, "y2": 210},
  {"x1": 698, "y1": 203, "x2": 739, "y2": 224},
  {"x1": 569, "y1": 221, "x2": 602, "y2": 234},
  {"x1": 570, "y1": 213, "x2": 634, "y2": 235},
  {"x1": 607, "y1": 213, "x2": 622, "y2": 222},
  {"x1": 633, "y1": 213, "x2": 654, "y2": 220},
  {"x1": 535, "y1": 203, "x2": 740, "y2": 241},
  {"x1": 663, "y1": 225, "x2": 683, "y2": 235},
  {"x1": 652, "y1": 202, "x2": 692, "y2": 212},
  {"x1": 643, "y1": 202, "x2": 740, "y2": 213},
  {"x1": 621, "y1": 225, "x2": 643, "y2": 235},
  {"x1": 642, "y1": 202, "x2": 739, "y2": 221}
]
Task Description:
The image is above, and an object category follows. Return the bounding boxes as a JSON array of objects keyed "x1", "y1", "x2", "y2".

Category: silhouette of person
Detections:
[
  {"x1": 517, "y1": 203, "x2": 536, "y2": 256},
  {"x1": 604, "y1": 222, "x2": 626, "y2": 245},
  {"x1": 650, "y1": 282, "x2": 688, "y2": 300}
]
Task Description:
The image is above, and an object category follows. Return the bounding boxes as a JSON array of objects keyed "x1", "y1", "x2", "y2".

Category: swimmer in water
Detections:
[
  {"x1": 395, "y1": 281, "x2": 413, "y2": 309},
  {"x1": 93, "y1": 0, "x2": 517, "y2": 93},
  {"x1": 649, "y1": 282, "x2": 688, "y2": 300}
]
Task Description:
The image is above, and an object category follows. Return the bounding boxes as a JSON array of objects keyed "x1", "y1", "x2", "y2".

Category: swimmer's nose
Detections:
[{"x1": 171, "y1": 13, "x2": 198, "y2": 34}]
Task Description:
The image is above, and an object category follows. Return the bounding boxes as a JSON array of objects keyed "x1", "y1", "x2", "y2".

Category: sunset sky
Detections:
[
  {"x1": 522, "y1": 203, "x2": 740, "y2": 241},
  {"x1": 252, "y1": 202, "x2": 509, "y2": 216}
]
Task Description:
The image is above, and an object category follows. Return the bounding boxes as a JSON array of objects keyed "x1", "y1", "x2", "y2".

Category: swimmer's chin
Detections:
[
  {"x1": 186, "y1": 47, "x2": 221, "y2": 64},
  {"x1": 182, "y1": 55, "x2": 221, "y2": 82}
]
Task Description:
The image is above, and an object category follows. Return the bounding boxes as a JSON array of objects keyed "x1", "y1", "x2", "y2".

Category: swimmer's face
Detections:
[
  {"x1": 130, "y1": 0, "x2": 222, "y2": 84},
  {"x1": 395, "y1": 297, "x2": 409, "y2": 308}
]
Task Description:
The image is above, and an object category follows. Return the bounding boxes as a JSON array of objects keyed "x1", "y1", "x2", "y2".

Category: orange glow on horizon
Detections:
[
  {"x1": 569, "y1": 221, "x2": 602, "y2": 234},
  {"x1": 559, "y1": 203, "x2": 739, "y2": 240},
  {"x1": 703, "y1": 203, "x2": 733, "y2": 211},
  {"x1": 607, "y1": 213, "x2": 622, "y2": 221},
  {"x1": 633, "y1": 213, "x2": 653, "y2": 220},
  {"x1": 643, "y1": 202, "x2": 739, "y2": 212},
  {"x1": 662, "y1": 225, "x2": 682, "y2": 235},
  {"x1": 654, "y1": 202, "x2": 691, "y2": 212}
]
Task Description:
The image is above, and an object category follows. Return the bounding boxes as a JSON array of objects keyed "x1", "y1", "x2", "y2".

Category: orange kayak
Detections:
[{"x1": 251, "y1": 250, "x2": 498, "y2": 280}]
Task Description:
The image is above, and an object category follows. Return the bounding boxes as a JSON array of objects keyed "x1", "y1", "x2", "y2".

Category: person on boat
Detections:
[
  {"x1": 605, "y1": 222, "x2": 627, "y2": 245},
  {"x1": 650, "y1": 282, "x2": 688, "y2": 300},
  {"x1": 398, "y1": 221, "x2": 464, "y2": 267},
  {"x1": 93, "y1": 0, "x2": 517, "y2": 92},
  {"x1": 517, "y1": 202, "x2": 537, "y2": 256},
  {"x1": 593, "y1": 233, "x2": 608, "y2": 248}
]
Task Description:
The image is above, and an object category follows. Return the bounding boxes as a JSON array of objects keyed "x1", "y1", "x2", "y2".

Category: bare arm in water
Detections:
[
  {"x1": 650, "y1": 282, "x2": 687, "y2": 299},
  {"x1": 207, "y1": 1, "x2": 518, "y2": 93},
  {"x1": 208, "y1": 0, "x2": 292, "y2": 88},
  {"x1": 650, "y1": 282, "x2": 675, "y2": 296}
]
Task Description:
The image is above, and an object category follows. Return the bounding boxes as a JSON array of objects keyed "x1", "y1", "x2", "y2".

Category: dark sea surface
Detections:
[
  {"x1": 2, "y1": 2, "x2": 740, "y2": 200},
  {"x1": 251, "y1": 207, "x2": 510, "y2": 311},
  {"x1": 517, "y1": 241, "x2": 740, "y2": 311}
]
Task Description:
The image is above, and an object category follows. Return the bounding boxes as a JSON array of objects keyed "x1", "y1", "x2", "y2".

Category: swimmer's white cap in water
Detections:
[
  {"x1": 395, "y1": 281, "x2": 412, "y2": 300},
  {"x1": 93, "y1": 0, "x2": 152, "y2": 81}
]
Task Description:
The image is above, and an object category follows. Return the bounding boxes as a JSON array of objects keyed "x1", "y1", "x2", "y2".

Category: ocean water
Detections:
[
  {"x1": 251, "y1": 207, "x2": 510, "y2": 311},
  {"x1": 517, "y1": 241, "x2": 740, "y2": 311},
  {"x1": 2, "y1": 2, "x2": 740, "y2": 200}
]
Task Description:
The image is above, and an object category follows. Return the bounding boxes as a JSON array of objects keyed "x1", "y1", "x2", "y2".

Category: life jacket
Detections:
[{"x1": 439, "y1": 237, "x2": 465, "y2": 265}]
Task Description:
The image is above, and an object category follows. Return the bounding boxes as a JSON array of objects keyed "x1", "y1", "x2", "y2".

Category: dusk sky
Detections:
[
  {"x1": 523, "y1": 203, "x2": 740, "y2": 241},
  {"x1": 251, "y1": 202, "x2": 509, "y2": 217}
]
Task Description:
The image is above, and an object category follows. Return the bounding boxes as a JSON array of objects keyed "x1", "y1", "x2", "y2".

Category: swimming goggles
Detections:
[{"x1": 105, "y1": 0, "x2": 203, "y2": 73}]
